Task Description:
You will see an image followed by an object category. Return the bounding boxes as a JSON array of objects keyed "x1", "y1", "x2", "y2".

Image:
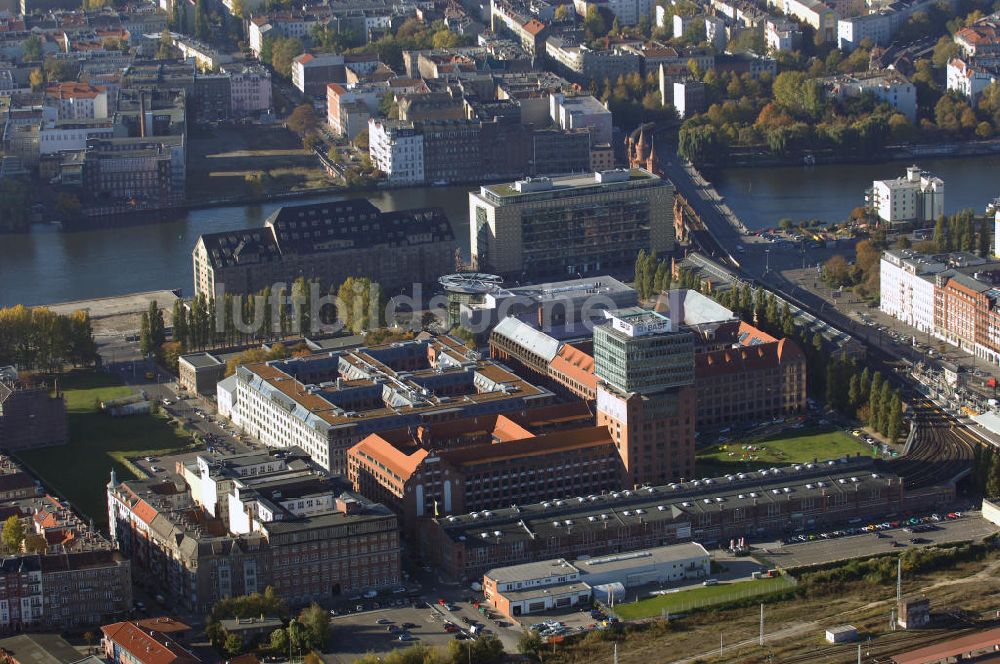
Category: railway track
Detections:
[{"x1": 889, "y1": 399, "x2": 977, "y2": 489}]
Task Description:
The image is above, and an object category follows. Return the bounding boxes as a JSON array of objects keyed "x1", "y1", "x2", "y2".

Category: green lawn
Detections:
[
  {"x1": 15, "y1": 371, "x2": 195, "y2": 527},
  {"x1": 612, "y1": 575, "x2": 796, "y2": 619},
  {"x1": 695, "y1": 426, "x2": 875, "y2": 477}
]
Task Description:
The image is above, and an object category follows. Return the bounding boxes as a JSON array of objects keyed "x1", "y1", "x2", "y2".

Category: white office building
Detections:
[
  {"x1": 368, "y1": 118, "x2": 425, "y2": 186},
  {"x1": 879, "y1": 249, "x2": 946, "y2": 335},
  {"x1": 869, "y1": 165, "x2": 945, "y2": 226},
  {"x1": 549, "y1": 92, "x2": 613, "y2": 145}
]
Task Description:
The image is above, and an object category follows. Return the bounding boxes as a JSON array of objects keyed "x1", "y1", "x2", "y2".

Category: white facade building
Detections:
[
  {"x1": 368, "y1": 118, "x2": 425, "y2": 186},
  {"x1": 947, "y1": 57, "x2": 1000, "y2": 102},
  {"x1": 766, "y1": 17, "x2": 800, "y2": 52},
  {"x1": 44, "y1": 83, "x2": 109, "y2": 120},
  {"x1": 549, "y1": 92, "x2": 612, "y2": 145},
  {"x1": 879, "y1": 249, "x2": 946, "y2": 335},
  {"x1": 767, "y1": 0, "x2": 837, "y2": 40},
  {"x1": 38, "y1": 120, "x2": 113, "y2": 155},
  {"x1": 824, "y1": 71, "x2": 917, "y2": 121},
  {"x1": 225, "y1": 65, "x2": 272, "y2": 116},
  {"x1": 870, "y1": 165, "x2": 945, "y2": 226},
  {"x1": 607, "y1": 0, "x2": 654, "y2": 25}
]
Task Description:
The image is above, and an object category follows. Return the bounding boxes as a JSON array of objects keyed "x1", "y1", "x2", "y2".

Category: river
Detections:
[{"x1": 4, "y1": 156, "x2": 1000, "y2": 308}]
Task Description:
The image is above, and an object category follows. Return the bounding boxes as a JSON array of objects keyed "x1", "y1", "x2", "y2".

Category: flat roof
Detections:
[
  {"x1": 486, "y1": 558, "x2": 578, "y2": 584},
  {"x1": 499, "y1": 581, "x2": 591, "y2": 602},
  {"x1": 180, "y1": 352, "x2": 223, "y2": 369},
  {"x1": 892, "y1": 627, "x2": 1000, "y2": 664}
]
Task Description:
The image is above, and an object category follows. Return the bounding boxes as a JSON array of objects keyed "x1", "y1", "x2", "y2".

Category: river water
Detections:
[{"x1": 4, "y1": 156, "x2": 1000, "y2": 308}]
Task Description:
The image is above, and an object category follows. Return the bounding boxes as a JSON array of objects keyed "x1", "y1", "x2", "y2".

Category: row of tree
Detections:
[
  {"x1": 633, "y1": 250, "x2": 673, "y2": 300},
  {"x1": 930, "y1": 208, "x2": 991, "y2": 255},
  {"x1": 0, "y1": 305, "x2": 98, "y2": 369},
  {"x1": 156, "y1": 277, "x2": 384, "y2": 361}
]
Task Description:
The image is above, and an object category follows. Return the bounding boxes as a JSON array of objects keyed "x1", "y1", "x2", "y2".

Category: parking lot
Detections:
[
  {"x1": 323, "y1": 600, "x2": 522, "y2": 663},
  {"x1": 755, "y1": 513, "x2": 998, "y2": 569}
]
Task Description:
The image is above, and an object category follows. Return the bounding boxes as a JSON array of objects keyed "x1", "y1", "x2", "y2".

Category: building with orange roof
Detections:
[
  {"x1": 234, "y1": 335, "x2": 553, "y2": 476},
  {"x1": 490, "y1": 0, "x2": 549, "y2": 54},
  {"x1": 347, "y1": 403, "x2": 624, "y2": 533},
  {"x1": 101, "y1": 620, "x2": 200, "y2": 664},
  {"x1": 955, "y1": 14, "x2": 1000, "y2": 57},
  {"x1": 43, "y1": 82, "x2": 108, "y2": 119}
]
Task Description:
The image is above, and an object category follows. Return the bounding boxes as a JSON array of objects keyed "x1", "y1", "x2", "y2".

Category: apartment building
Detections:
[
  {"x1": 606, "y1": 0, "x2": 655, "y2": 25},
  {"x1": 292, "y1": 54, "x2": 347, "y2": 97},
  {"x1": 947, "y1": 57, "x2": 1000, "y2": 102},
  {"x1": 0, "y1": 458, "x2": 130, "y2": 633},
  {"x1": 766, "y1": 17, "x2": 801, "y2": 52},
  {"x1": 326, "y1": 82, "x2": 386, "y2": 139},
  {"x1": 767, "y1": 0, "x2": 837, "y2": 40},
  {"x1": 837, "y1": 0, "x2": 940, "y2": 51},
  {"x1": 469, "y1": 169, "x2": 674, "y2": 278},
  {"x1": 192, "y1": 198, "x2": 456, "y2": 298},
  {"x1": 234, "y1": 336, "x2": 553, "y2": 476},
  {"x1": 490, "y1": 0, "x2": 549, "y2": 54},
  {"x1": 224, "y1": 65, "x2": 272, "y2": 116},
  {"x1": 108, "y1": 449, "x2": 400, "y2": 612},
  {"x1": 880, "y1": 249, "x2": 947, "y2": 334},
  {"x1": 955, "y1": 14, "x2": 1000, "y2": 57},
  {"x1": 174, "y1": 37, "x2": 232, "y2": 70},
  {"x1": 348, "y1": 403, "x2": 625, "y2": 532},
  {"x1": 869, "y1": 165, "x2": 944, "y2": 226},
  {"x1": 822, "y1": 70, "x2": 917, "y2": 121},
  {"x1": 545, "y1": 37, "x2": 642, "y2": 84},
  {"x1": 879, "y1": 249, "x2": 1000, "y2": 365},
  {"x1": 44, "y1": 82, "x2": 108, "y2": 119},
  {"x1": 368, "y1": 118, "x2": 424, "y2": 186},
  {"x1": 421, "y1": 457, "x2": 913, "y2": 580},
  {"x1": 0, "y1": 368, "x2": 68, "y2": 451},
  {"x1": 102, "y1": 621, "x2": 200, "y2": 664}
]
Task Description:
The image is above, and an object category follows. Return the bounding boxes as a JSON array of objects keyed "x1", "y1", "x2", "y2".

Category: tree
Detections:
[
  {"x1": 223, "y1": 634, "x2": 244, "y2": 657},
  {"x1": 286, "y1": 104, "x2": 318, "y2": 135},
  {"x1": 583, "y1": 5, "x2": 606, "y2": 38},
  {"x1": 29, "y1": 68, "x2": 44, "y2": 91},
  {"x1": 554, "y1": 3, "x2": 571, "y2": 21},
  {"x1": 1, "y1": 516, "x2": 24, "y2": 553},
  {"x1": 353, "y1": 128, "x2": 370, "y2": 150},
  {"x1": 157, "y1": 29, "x2": 175, "y2": 59},
  {"x1": 230, "y1": 0, "x2": 245, "y2": 18},
  {"x1": 848, "y1": 373, "x2": 861, "y2": 409},
  {"x1": 517, "y1": 631, "x2": 543, "y2": 660},
  {"x1": 270, "y1": 37, "x2": 304, "y2": 77},
  {"x1": 55, "y1": 192, "x2": 81, "y2": 217},
  {"x1": 23, "y1": 35, "x2": 43, "y2": 61},
  {"x1": 298, "y1": 603, "x2": 330, "y2": 651},
  {"x1": 194, "y1": 0, "x2": 211, "y2": 41},
  {"x1": 269, "y1": 628, "x2": 288, "y2": 654},
  {"x1": 987, "y1": 452, "x2": 1000, "y2": 499},
  {"x1": 22, "y1": 533, "x2": 46, "y2": 554}
]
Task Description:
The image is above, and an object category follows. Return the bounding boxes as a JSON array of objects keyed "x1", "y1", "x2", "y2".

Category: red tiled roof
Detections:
[
  {"x1": 549, "y1": 343, "x2": 597, "y2": 393},
  {"x1": 522, "y1": 18, "x2": 546, "y2": 35},
  {"x1": 101, "y1": 622, "x2": 200, "y2": 664},
  {"x1": 892, "y1": 627, "x2": 1000, "y2": 664}
]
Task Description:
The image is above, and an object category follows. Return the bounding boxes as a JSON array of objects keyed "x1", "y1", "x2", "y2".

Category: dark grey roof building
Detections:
[{"x1": 193, "y1": 199, "x2": 456, "y2": 298}]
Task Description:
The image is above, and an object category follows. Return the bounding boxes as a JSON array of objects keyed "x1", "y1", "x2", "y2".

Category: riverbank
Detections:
[{"x1": 718, "y1": 137, "x2": 1000, "y2": 169}]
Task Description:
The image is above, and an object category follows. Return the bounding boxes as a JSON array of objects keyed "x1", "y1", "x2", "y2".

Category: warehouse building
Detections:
[
  {"x1": 418, "y1": 457, "x2": 931, "y2": 580},
  {"x1": 483, "y1": 543, "x2": 710, "y2": 618}
]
